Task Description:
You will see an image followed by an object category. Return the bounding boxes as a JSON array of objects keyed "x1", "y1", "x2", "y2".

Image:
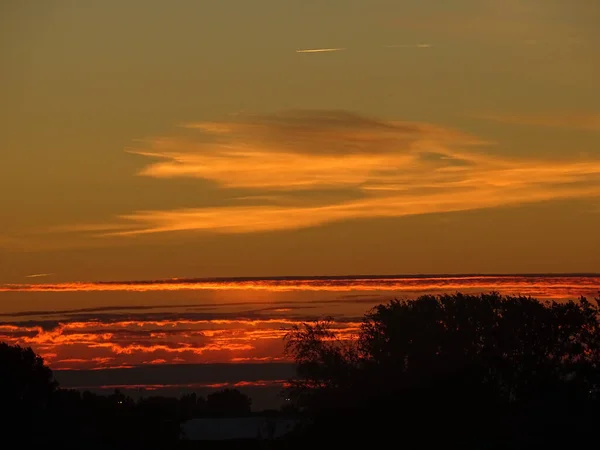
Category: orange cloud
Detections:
[
  {"x1": 59, "y1": 110, "x2": 600, "y2": 236},
  {"x1": 385, "y1": 44, "x2": 433, "y2": 48},
  {"x1": 2, "y1": 275, "x2": 599, "y2": 298},
  {"x1": 0, "y1": 316, "x2": 361, "y2": 370},
  {"x1": 2, "y1": 276, "x2": 597, "y2": 370}
]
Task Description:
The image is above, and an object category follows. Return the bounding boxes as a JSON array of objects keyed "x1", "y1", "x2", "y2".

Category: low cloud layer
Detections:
[
  {"x1": 0, "y1": 310, "x2": 360, "y2": 370},
  {"x1": 2, "y1": 275, "x2": 598, "y2": 298},
  {"x1": 64, "y1": 110, "x2": 600, "y2": 236},
  {"x1": 2, "y1": 276, "x2": 597, "y2": 372}
]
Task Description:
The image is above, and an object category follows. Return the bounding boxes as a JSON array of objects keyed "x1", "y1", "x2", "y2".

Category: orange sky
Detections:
[
  {"x1": 1, "y1": 1, "x2": 599, "y2": 282},
  {"x1": 1, "y1": 276, "x2": 598, "y2": 371}
]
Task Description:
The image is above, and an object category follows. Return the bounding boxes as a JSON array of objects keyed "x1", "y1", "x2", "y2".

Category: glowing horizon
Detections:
[
  {"x1": 1, "y1": 275, "x2": 598, "y2": 374},
  {"x1": 3, "y1": 274, "x2": 599, "y2": 298}
]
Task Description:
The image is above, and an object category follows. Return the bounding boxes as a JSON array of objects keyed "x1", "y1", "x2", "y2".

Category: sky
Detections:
[
  {"x1": 1, "y1": 0, "x2": 600, "y2": 282},
  {"x1": 1, "y1": 1, "x2": 599, "y2": 404}
]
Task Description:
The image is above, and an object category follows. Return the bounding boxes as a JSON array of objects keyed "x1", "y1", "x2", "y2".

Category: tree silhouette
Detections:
[
  {"x1": 283, "y1": 293, "x2": 600, "y2": 445},
  {"x1": 0, "y1": 342, "x2": 58, "y2": 437},
  {"x1": 0, "y1": 342, "x2": 58, "y2": 408},
  {"x1": 358, "y1": 293, "x2": 599, "y2": 404},
  {"x1": 206, "y1": 388, "x2": 252, "y2": 416}
]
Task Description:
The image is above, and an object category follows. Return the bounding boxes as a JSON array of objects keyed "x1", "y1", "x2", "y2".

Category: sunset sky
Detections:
[
  {"x1": 1, "y1": 1, "x2": 599, "y2": 403},
  {"x1": 2, "y1": 0, "x2": 599, "y2": 282}
]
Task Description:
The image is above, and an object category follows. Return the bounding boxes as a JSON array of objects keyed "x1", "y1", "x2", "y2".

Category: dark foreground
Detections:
[{"x1": 3, "y1": 293, "x2": 599, "y2": 448}]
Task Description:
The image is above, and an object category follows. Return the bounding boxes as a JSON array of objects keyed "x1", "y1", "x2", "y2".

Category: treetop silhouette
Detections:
[{"x1": 284, "y1": 292, "x2": 600, "y2": 412}]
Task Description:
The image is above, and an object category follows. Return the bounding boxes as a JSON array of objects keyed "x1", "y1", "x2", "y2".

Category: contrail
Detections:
[
  {"x1": 296, "y1": 48, "x2": 345, "y2": 53},
  {"x1": 385, "y1": 43, "x2": 433, "y2": 48},
  {"x1": 295, "y1": 44, "x2": 433, "y2": 54},
  {"x1": 25, "y1": 273, "x2": 54, "y2": 278}
]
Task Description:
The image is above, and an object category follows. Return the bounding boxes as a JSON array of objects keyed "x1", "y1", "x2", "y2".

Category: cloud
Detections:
[
  {"x1": 25, "y1": 273, "x2": 54, "y2": 278},
  {"x1": 2, "y1": 275, "x2": 597, "y2": 372},
  {"x1": 0, "y1": 301, "x2": 324, "y2": 321},
  {"x1": 0, "y1": 303, "x2": 213, "y2": 318},
  {"x1": 2, "y1": 275, "x2": 598, "y2": 299},
  {"x1": 480, "y1": 113, "x2": 600, "y2": 132},
  {"x1": 61, "y1": 109, "x2": 600, "y2": 236},
  {"x1": 385, "y1": 44, "x2": 433, "y2": 48},
  {"x1": 0, "y1": 313, "x2": 360, "y2": 370},
  {"x1": 296, "y1": 48, "x2": 344, "y2": 53}
]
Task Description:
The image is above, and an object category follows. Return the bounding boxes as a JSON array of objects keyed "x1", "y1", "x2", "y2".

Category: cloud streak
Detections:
[
  {"x1": 296, "y1": 47, "x2": 345, "y2": 53},
  {"x1": 62, "y1": 109, "x2": 600, "y2": 236},
  {"x1": 2, "y1": 275, "x2": 599, "y2": 298},
  {"x1": 296, "y1": 45, "x2": 433, "y2": 53},
  {"x1": 0, "y1": 315, "x2": 360, "y2": 370},
  {"x1": 385, "y1": 43, "x2": 433, "y2": 48}
]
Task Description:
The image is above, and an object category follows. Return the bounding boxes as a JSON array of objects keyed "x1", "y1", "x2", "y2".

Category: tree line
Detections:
[
  {"x1": 282, "y1": 292, "x2": 600, "y2": 447},
  {"x1": 0, "y1": 341, "x2": 254, "y2": 442}
]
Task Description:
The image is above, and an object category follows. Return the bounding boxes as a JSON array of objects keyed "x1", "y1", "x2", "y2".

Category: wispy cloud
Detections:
[
  {"x1": 295, "y1": 44, "x2": 433, "y2": 54},
  {"x1": 63, "y1": 110, "x2": 600, "y2": 236},
  {"x1": 2, "y1": 275, "x2": 598, "y2": 299},
  {"x1": 296, "y1": 47, "x2": 345, "y2": 53},
  {"x1": 25, "y1": 273, "x2": 54, "y2": 279},
  {"x1": 480, "y1": 113, "x2": 600, "y2": 132},
  {"x1": 385, "y1": 43, "x2": 433, "y2": 48},
  {"x1": 0, "y1": 313, "x2": 359, "y2": 370}
]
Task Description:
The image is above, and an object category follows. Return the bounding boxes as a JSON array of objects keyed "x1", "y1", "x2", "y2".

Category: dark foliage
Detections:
[
  {"x1": 206, "y1": 388, "x2": 252, "y2": 416},
  {"x1": 0, "y1": 341, "x2": 260, "y2": 445},
  {"x1": 2, "y1": 292, "x2": 599, "y2": 447},
  {"x1": 0, "y1": 343, "x2": 58, "y2": 438},
  {"x1": 283, "y1": 292, "x2": 600, "y2": 447}
]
